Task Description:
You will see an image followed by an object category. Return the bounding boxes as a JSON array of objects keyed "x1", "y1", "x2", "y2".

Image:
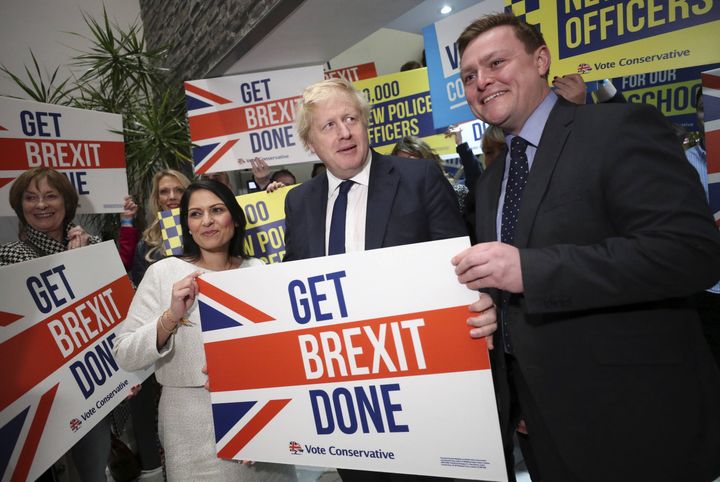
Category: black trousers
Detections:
[
  {"x1": 692, "y1": 290, "x2": 720, "y2": 370},
  {"x1": 505, "y1": 354, "x2": 579, "y2": 482}
]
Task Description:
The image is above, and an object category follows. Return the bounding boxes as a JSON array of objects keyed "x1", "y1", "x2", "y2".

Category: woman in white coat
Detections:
[{"x1": 114, "y1": 179, "x2": 296, "y2": 482}]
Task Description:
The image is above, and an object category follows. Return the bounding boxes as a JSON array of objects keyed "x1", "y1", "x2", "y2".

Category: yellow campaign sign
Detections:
[
  {"x1": 505, "y1": 0, "x2": 720, "y2": 81},
  {"x1": 235, "y1": 184, "x2": 296, "y2": 264},
  {"x1": 353, "y1": 68, "x2": 456, "y2": 157},
  {"x1": 623, "y1": 78, "x2": 699, "y2": 117}
]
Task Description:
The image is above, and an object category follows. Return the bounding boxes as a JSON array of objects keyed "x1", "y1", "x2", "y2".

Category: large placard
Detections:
[
  {"x1": 199, "y1": 237, "x2": 506, "y2": 481},
  {"x1": 185, "y1": 66, "x2": 324, "y2": 174},
  {"x1": 0, "y1": 242, "x2": 152, "y2": 481},
  {"x1": 0, "y1": 97, "x2": 128, "y2": 216},
  {"x1": 354, "y1": 69, "x2": 456, "y2": 157},
  {"x1": 505, "y1": 0, "x2": 720, "y2": 81}
]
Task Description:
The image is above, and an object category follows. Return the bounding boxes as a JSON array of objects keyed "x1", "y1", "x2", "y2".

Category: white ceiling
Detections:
[{"x1": 216, "y1": 0, "x2": 479, "y2": 76}]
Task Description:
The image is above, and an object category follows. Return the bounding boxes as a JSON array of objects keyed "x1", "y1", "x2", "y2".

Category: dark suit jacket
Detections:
[
  {"x1": 284, "y1": 150, "x2": 466, "y2": 261},
  {"x1": 476, "y1": 98, "x2": 720, "y2": 481}
]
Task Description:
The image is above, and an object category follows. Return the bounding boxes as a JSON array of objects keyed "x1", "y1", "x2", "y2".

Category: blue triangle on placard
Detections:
[
  {"x1": 185, "y1": 95, "x2": 212, "y2": 111},
  {"x1": 192, "y1": 143, "x2": 219, "y2": 167},
  {"x1": 0, "y1": 407, "x2": 29, "y2": 480},
  {"x1": 212, "y1": 401, "x2": 256, "y2": 442},
  {"x1": 199, "y1": 300, "x2": 243, "y2": 332}
]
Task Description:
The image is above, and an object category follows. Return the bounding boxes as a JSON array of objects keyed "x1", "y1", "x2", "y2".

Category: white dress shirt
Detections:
[{"x1": 324, "y1": 150, "x2": 372, "y2": 254}]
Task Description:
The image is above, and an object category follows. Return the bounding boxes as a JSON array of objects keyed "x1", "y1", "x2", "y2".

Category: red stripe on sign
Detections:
[
  {"x1": 197, "y1": 278, "x2": 275, "y2": 322},
  {"x1": 184, "y1": 83, "x2": 233, "y2": 105},
  {"x1": 707, "y1": 130, "x2": 720, "y2": 174},
  {"x1": 11, "y1": 383, "x2": 59, "y2": 482},
  {"x1": 701, "y1": 73, "x2": 720, "y2": 90},
  {"x1": 194, "y1": 139, "x2": 238, "y2": 175},
  {"x1": 0, "y1": 178, "x2": 15, "y2": 190},
  {"x1": 217, "y1": 399, "x2": 291, "y2": 459},
  {"x1": 206, "y1": 305, "x2": 489, "y2": 393},
  {"x1": 324, "y1": 62, "x2": 377, "y2": 82},
  {"x1": 0, "y1": 138, "x2": 126, "y2": 170},
  {"x1": 0, "y1": 310, "x2": 24, "y2": 327},
  {"x1": 0, "y1": 276, "x2": 134, "y2": 412},
  {"x1": 188, "y1": 96, "x2": 300, "y2": 142}
]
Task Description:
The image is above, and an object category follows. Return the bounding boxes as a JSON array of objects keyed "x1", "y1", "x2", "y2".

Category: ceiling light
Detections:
[{"x1": 440, "y1": 5, "x2": 453, "y2": 14}]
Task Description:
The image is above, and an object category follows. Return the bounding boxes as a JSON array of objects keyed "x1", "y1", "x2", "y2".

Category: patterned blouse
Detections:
[{"x1": 0, "y1": 224, "x2": 101, "y2": 266}]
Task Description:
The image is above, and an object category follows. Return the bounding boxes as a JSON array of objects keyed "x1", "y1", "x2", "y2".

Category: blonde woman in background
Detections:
[{"x1": 131, "y1": 169, "x2": 191, "y2": 286}]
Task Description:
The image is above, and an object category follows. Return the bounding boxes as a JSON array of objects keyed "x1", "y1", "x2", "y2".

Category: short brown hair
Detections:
[
  {"x1": 9, "y1": 167, "x2": 79, "y2": 228},
  {"x1": 458, "y1": 12, "x2": 546, "y2": 58},
  {"x1": 295, "y1": 78, "x2": 370, "y2": 150}
]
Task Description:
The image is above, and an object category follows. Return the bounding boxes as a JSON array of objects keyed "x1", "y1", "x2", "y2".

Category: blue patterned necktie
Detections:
[
  {"x1": 501, "y1": 136, "x2": 529, "y2": 245},
  {"x1": 328, "y1": 180, "x2": 354, "y2": 255}
]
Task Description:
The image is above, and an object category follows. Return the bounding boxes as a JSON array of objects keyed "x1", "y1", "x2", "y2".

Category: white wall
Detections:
[
  {"x1": 0, "y1": 0, "x2": 141, "y2": 243},
  {"x1": 328, "y1": 28, "x2": 424, "y2": 76},
  {"x1": 0, "y1": 0, "x2": 142, "y2": 98}
]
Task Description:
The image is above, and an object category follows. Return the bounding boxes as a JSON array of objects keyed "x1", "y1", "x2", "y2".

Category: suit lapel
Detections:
[
  {"x1": 514, "y1": 99, "x2": 575, "y2": 248},
  {"x1": 365, "y1": 152, "x2": 399, "y2": 250},
  {"x1": 306, "y1": 175, "x2": 328, "y2": 258}
]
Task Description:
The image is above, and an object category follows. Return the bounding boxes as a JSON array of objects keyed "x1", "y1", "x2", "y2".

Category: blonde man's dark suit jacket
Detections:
[
  {"x1": 284, "y1": 150, "x2": 466, "y2": 261},
  {"x1": 476, "y1": 98, "x2": 720, "y2": 481}
]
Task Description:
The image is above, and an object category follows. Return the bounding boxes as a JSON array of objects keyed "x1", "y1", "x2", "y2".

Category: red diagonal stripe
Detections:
[
  {"x1": 195, "y1": 139, "x2": 238, "y2": 175},
  {"x1": 0, "y1": 310, "x2": 23, "y2": 326},
  {"x1": 197, "y1": 278, "x2": 274, "y2": 322},
  {"x1": 184, "y1": 83, "x2": 232, "y2": 105},
  {"x1": 188, "y1": 95, "x2": 300, "y2": 143},
  {"x1": 11, "y1": 384, "x2": 59, "y2": 482},
  {"x1": 217, "y1": 399, "x2": 291, "y2": 459},
  {"x1": 0, "y1": 125, "x2": 7, "y2": 131},
  {"x1": 0, "y1": 276, "x2": 134, "y2": 412},
  {"x1": 701, "y1": 72, "x2": 720, "y2": 91}
]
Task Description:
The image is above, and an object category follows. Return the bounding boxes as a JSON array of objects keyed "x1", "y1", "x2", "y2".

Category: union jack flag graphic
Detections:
[
  {"x1": 288, "y1": 441, "x2": 303, "y2": 455},
  {"x1": 702, "y1": 68, "x2": 720, "y2": 227},
  {"x1": 69, "y1": 418, "x2": 82, "y2": 432},
  {"x1": 577, "y1": 63, "x2": 593, "y2": 75}
]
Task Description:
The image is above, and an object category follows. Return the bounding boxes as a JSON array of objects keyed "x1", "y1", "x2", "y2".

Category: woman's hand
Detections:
[
  {"x1": 249, "y1": 158, "x2": 270, "y2": 189},
  {"x1": 121, "y1": 195, "x2": 138, "y2": 222},
  {"x1": 169, "y1": 271, "x2": 202, "y2": 322},
  {"x1": 66, "y1": 225, "x2": 91, "y2": 250},
  {"x1": 125, "y1": 384, "x2": 142, "y2": 400},
  {"x1": 265, "y1": 181, "x2": 286, "y2": 193}
]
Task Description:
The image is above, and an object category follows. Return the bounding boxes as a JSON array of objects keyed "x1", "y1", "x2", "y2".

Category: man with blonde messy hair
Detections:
[{"x1": 283, "y1": 78, "x2": 495, "y2": 482}]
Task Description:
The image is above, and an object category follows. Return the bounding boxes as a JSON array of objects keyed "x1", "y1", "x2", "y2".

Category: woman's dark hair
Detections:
[{"x1": 179, "y1": 180, "x2": 246, "y2": 260}]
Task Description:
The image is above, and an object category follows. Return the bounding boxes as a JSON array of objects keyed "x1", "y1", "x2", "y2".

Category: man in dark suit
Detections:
[
  {"x1": 284, "y1": 78, "x2": 497, "y2": 482},
  {"x1": 451, "y1": 13, "x2": 720, "y2": 482}
]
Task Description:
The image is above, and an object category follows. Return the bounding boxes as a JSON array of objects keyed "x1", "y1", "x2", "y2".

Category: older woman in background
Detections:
[
  {"x1": 114, "y1": 180, "x2": 296, "y2": 482},
  {"x1": 392, "y1": 135, "x2": 469, "y2": 214},
  {"x1": 0, "y1": 167, "x2": 110, "y2": 481}
]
